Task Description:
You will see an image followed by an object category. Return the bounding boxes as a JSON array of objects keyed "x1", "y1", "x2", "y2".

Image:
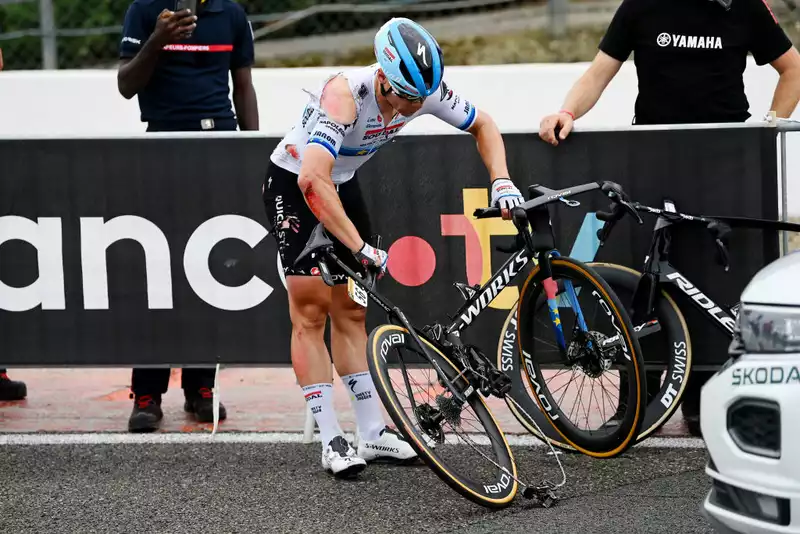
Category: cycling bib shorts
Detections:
[{"x1": 262, "y1": 161, "x2": 372, "y2": 283}]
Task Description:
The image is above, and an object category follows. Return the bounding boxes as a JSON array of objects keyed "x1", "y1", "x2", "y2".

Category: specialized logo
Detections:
[
  {"x1": 366, "y1": 443, "x2": 399, "y2": 453},
  {"x1": 458, "y1": 252, "x2": 529, "y2": 326},
  {"x1": 657, "y1": 32, "x2": 722, "y2": 49},
  {"x1": 417, "y1": 42, "x2": 428, "y2": 67},
  {"x1": 348, "y1": 378, "x2": 357, "y2": 393}
]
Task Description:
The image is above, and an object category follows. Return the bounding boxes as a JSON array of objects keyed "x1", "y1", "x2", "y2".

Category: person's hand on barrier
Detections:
[
  {"x1": 539, "y1": 110, "x2": 575, "y2": 146},
  {"x1": 153, "y1": 9, "x2": 197, "y2": 45},
  {"x1": 491, "y1": 178, "x2": 524, "y2": 210},
  {"x1": 354, "y1": 241, "x2": 389, "y2": 278}
]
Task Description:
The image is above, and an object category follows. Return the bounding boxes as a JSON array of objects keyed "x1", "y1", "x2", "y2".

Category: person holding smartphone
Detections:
[{"x1": 116, "y1": 0, "x2": 260, "y2": 432}]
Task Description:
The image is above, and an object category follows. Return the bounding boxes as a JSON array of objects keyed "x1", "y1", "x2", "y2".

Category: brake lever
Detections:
[
  {"x1": 715, "y1": 239, "x2": 730, "y2": 272},
  {"x1": 367, "y1": 234, "x2": 384, "y2": 291},
  {"x1": 623, "y1": 200, "x2": 643, "y2": 225}
]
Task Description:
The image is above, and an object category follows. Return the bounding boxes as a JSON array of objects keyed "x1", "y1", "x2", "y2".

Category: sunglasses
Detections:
[{"x1": 382, "y1": 81, "x2": 425, "y2": 103}]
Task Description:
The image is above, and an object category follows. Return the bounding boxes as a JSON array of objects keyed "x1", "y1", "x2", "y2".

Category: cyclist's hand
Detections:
[
  {"x1": 539, "y1": 111, "x2": 574, "y2": 146},
  {"x1": 354, "y1": 241, "x2": 389, "y2": 277},
  {"x1": 153, "y1": 9, "x2": 197, "y2": 46},
  {"x1": 491, "y1": 178, "x2": 524, "y2": 210}
]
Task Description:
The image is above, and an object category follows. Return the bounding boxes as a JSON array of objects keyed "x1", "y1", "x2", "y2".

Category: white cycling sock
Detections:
[
  {"x1": 302, "y1": 383, "x2": 343, "y2": 447},
  {"x1": 341, "y1": 371, "x2": 385, "y2": 442}
]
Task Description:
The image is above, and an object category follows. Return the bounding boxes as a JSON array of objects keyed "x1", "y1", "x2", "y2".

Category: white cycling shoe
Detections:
[
  {"x1": 355, "y1": 426, "x2": 419, "y2": 464},
  {"x1": 322, "y1": 435, "x2": 367, "y2": 479}
]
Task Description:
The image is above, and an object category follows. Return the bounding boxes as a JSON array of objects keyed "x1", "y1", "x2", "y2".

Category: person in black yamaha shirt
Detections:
[
  {"x1": 540, "y1": 0, "x2": 800, "y2": 136},
  {"x1": 538, "y1": 0, "x2": 800, "y2": 436},
  {"x1": 116, "y1": 0, "x2": 259, "y2": 432}
]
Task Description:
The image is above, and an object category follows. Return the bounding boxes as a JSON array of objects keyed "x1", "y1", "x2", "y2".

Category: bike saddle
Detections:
[{"x1": 294, "y1": 222, "x2": 335, "y2": 267}]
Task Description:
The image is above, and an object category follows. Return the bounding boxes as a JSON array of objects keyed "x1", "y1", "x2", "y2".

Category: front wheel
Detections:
[
  {"x1": 367, "y1": 324, "x2": 518, "y2": 509},
  {"x1": 499, "y1": 263, "x2": 692, "y2": 451},
  {"x1": 516, "y1": 256, "x2": 647, "y2": 458}
]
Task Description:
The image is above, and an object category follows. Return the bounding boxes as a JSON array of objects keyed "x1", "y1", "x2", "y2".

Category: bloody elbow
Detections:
[{"x1": 297, "y1": 173, "x2": 325, "y2": 220}]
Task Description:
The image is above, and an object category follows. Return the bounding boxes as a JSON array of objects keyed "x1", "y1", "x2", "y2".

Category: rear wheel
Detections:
[
  {"x1": 515, "y1": 256, "x2": 646, "y2": 458},
  {"x1": 367, "y1": 324, "x2": 518, "y2": 509},
  {"x1": 499, "y1": 263, "x2": 692, "y2": 451}
]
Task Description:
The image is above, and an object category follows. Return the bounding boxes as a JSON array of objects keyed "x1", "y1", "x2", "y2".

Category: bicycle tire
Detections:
[
  {"x1": 367, "y1": 324, "x2": 518, "y2": 509},
  {"x1": 516, "y1": 256, "x2": 646, "y2": 458},
  {"x1": 498, "y1": 263, "x2": 692, "y2": 450}
]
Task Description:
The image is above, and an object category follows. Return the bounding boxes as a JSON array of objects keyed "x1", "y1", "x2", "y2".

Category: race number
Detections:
[{"x1": 347, "y1": 278, "x2": 368, "y2": 308}]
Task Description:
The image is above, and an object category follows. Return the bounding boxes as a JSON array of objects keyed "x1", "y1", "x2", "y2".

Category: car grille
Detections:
[
  {"x1": 709, "y1": 478, "x2": 790, "y2": 526},
  {"x1": 727, "y1": 398, "x2": 780, "y2": 459}
]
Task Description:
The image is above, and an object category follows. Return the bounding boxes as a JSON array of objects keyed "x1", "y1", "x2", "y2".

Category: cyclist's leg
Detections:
[
  {"x1": 263, "y1": 161, "x2": 365, "y2": 477},
  {"x1": 326, "y1": 176, "x2": 417, "y2": 462}
]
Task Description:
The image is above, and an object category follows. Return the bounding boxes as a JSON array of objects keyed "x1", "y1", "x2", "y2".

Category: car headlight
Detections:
[{"x1": 739, "y1": 304, "x2": 800, "y2": 353}]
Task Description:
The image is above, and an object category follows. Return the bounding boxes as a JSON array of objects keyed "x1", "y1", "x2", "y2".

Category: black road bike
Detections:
[
  {"x1": 295, "y1": 180, "x2": 646, "y2": 509},
  {"x1": 500, "y1": 197, "x2": 800, "y2": 451}
]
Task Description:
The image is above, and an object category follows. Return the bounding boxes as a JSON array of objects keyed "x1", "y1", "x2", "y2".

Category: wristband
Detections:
[{"x1": 559, "y1": 109, "x2": 575, "y2": 120}]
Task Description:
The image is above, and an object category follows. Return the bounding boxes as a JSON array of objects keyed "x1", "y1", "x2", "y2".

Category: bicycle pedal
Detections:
[{"x1": 523, "y1": 487, "x2": 559, "y2": 508}]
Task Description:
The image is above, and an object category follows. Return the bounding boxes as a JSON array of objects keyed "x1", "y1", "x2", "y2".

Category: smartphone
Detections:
[
  {"x1": 175, "y1": 0, "x2": 197, "y2": 37},
  {"x1": 176, "y1": 0, "x2": 197, "y2": 13}
]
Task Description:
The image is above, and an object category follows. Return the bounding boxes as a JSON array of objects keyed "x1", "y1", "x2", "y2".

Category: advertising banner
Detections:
[{"x1": 0, "y1": 126, "x2": 778, "y2": 367}]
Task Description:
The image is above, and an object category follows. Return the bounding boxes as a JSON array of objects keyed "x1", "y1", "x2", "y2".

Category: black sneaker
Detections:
[
  {"x1": 128, "y1": 394, "x2": 163, "y2": 433},
  {"x1": 184, "y1": 387, "x2": 227, "y2": 423},
  {"x1": 0, "y1": 371, "x2": 27, "y2": 401}
]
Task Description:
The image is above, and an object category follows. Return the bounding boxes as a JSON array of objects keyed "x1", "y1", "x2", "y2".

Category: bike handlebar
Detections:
[{"x1": 473, "y1": 180, "x2": 643, "y2": 245}]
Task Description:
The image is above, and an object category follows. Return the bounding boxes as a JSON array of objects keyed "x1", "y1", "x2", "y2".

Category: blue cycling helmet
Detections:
[{"x1": 374, "y1": 17, "x2": 444, "y2": 99}]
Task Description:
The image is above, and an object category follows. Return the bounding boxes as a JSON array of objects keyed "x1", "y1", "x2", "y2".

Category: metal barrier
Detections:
[{"x1": 775, "y1": 119, "x2": 800, "y2": 254}]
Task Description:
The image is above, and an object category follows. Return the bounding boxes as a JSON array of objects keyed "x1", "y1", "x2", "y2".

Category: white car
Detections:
[{"x1": 701, "y1": 250, "x2": 800, "y2": 533}]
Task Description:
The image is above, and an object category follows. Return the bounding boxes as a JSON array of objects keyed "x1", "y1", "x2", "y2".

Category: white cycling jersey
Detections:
[{"x1": 269, "y1": 63, "x2": 478, "y2": 184}]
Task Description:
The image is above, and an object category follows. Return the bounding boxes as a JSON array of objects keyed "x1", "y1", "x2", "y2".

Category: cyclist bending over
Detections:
[{"x1": 263, "y1": 17, "x2": 524, "y2": 478}]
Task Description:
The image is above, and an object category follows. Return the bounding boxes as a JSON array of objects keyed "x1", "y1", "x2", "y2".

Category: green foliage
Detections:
[
  {"x1": 257, "y1": 19, "x2": 800, "y2": 67},
  {"x1": 0, "y1": 0, "x2": 427, "y2": 69},
  {"x1": 1, "y1": 0, "x2": 132, "y2": 69}
]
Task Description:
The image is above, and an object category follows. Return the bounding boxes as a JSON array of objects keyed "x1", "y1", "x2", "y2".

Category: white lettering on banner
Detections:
[
  {"x1": 0, "y1": 215, "x2": 274, "y2": 312},
  {"x1": 183, "y1": 215, "x2": 272, "y2": 311},
  {"x1": 81, "y1": 216, "x2": 173, "y2": 310},
  {"x1": 0, "y1": 216, "x2": 65, "y2": 311}
]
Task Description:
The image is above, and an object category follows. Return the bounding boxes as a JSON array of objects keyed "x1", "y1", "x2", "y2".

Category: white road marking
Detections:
[{"x1": 0, "y1": 432, "x2": 706, "y2": 449}]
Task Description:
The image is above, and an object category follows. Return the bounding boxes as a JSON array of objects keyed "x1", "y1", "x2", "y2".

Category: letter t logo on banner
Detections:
[
  {"x1": 441, "y1": 188, "x2": 603, "y2": 311},
  {"x1": 441, "y1": 188, "x2": 518, "y2": 310}
]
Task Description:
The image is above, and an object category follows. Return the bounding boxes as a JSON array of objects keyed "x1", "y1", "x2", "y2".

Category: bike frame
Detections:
[
  {"x1": 313, "y1": 180, "x2": 612, "y2": 400},
  {"x1": 626, "y1": 201, "x2": 800, "y2": 340}
]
